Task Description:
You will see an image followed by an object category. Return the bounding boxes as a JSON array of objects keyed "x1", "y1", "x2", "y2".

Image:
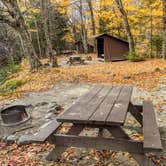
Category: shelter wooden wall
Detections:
[
  {"x1": 105, "y1": 37, "x2": 129, "y2": 61},
  {"x1": 96, "y1": 34, "x2": 129, "y2": 62}
]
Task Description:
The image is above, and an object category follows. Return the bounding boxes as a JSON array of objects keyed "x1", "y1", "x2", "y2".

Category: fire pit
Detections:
[{"x1": 0, "y1": 105, "x2": 30, "y2": 126}]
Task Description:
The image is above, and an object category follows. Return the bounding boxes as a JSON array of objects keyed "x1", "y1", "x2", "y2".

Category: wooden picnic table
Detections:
[
  {"x1": 67, "y1": 55, "x2": 85, "y2": 65},
  {"x1": 46, "y1": 85, "x2": 162, "y2": 166}
]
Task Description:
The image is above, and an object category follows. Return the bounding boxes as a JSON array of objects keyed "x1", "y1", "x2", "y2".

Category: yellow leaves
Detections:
[
  {"x1": 56, "y1": 0, "x2": 70, "y2": 6},
  {"x1": 56, "y1": 0, "x2": 70, "y2": 14},
  {"x1": 0, "y1": 143, "x2": 53, "y2": 166},
  {"x1": 99, "y1": 10, "x2": 112, "y2": 19},
  {"x1": 29, "y1": 8, "x2": 40, "y2": 14},
  {"x1": 130, "y1": 133, "x2": 144, "y2": 141},
  {"x1": 29, "y1": 29, "x2": 37, "y2": 32},
  {"x1": 62, "y1": 33, "x2": 74, "y2": 42},
  {"x1": 100, "y1": 0, "x2": 114, "y2": 7},
  {"x1": 58, "y1": 8, "x2": 66, "y2": 14}
]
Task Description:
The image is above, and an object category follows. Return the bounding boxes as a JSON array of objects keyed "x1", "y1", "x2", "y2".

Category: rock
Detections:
[
  {"x1": 48, "y1": 102, "x2": 62, "y2": 113},
  {"x1": 45, "y1": 112, "x2": 55, "y2": 119},
  {"x1": 35, "y1": 102, "x2": 48, "y2": 107},
  {"x1": 154, "y1": 67, "x2": 160, "y2": 72},
  {"x1": 111, "y1": 73, "x2": 116, "y2": 77},
  {"x1": 123, "y1": 75, "x2": 131, "y2": 79},
  {"x1": 17, "y1": 135, "x2": 36, "y2": 146},
  {"x1": 6, "y1": 135, "x2": 17, "y2": 145}
]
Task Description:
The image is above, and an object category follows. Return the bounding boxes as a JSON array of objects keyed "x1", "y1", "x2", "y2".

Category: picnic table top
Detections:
[{"x1": 57, "y1": 85, "x2": 133, "y2": 126}]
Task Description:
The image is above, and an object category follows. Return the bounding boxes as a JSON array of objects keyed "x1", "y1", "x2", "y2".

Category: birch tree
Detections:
[
  {"x1": 86, "y1": 0, "x2": 96, "y2": 51},
  {"x1": 78, "y1": 0, "x2": 88, "y2": 53},
  {"x1": 115, "y1": 0, "x2": 135, "y2": 53}
]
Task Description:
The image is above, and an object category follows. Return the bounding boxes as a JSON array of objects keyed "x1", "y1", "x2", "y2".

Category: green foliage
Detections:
[
  {"x1": 127, "y1": 51, "x2": 145, "y2": 62},
  {"x1": 0, "y1": 79, "x2": 23, "y2": 96},
  {"x1": 5, "y1": 80, "x2": 22, "y2": 92},
  {"x1": 150, "y1": 35, "x2": 163, "y2": 57},
  {"x1": 0, "y1": 60, "x2": 20, "y2": 85},
  {"x1": 29, "y1": 5, "x2": 70, "y2": 56}
]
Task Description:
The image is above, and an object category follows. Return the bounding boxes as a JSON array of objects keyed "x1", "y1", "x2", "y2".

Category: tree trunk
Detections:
[
  {"x1": 79, "y1": 0, "x2": 88, "y2": 54},
  {"x1": 34, "y1": 19, "x2": 42, "y2": 58},
  {"x1": 87, "y1": 0, "x2": 96, "y2": 51},
  {"x1": 41, "y1": 0, "x2": 58, "y2": 67},
  {"x1": 18, "y1": 14, "x2": 41, "y2": 71},
  {"x1": 87, "y1": 0, "x2": 96, "y2": 36},
  {"x1": 162, "y1": 0, "x2": 166, "y2": 59},
  {"x1": 115, "y1": 0, "x2": 135, "y2": 53},
  {"x1": 20, "y1": 30, "x2": 41, "y2": 71}
]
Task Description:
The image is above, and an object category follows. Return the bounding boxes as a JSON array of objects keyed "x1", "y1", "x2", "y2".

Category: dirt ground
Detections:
[{"x1": 0, "y1": 75, "x2": 166, "y2": 165}]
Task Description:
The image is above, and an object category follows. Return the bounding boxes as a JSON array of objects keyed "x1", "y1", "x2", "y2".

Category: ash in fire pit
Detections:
[{"x1": 1, "y1": 105, "x2": 30, "y2": 127}]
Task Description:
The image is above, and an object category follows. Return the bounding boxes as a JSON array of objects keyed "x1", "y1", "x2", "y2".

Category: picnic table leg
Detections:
[
  {"x1": 98, "y1": 128, "x2": 103, "y2": 137},
  {"x1": 47, "y1": 124, "x2": 84, "y2": 161},
  {"x1": 107, "y1": 126, "x2": 157, "y2": 166}
]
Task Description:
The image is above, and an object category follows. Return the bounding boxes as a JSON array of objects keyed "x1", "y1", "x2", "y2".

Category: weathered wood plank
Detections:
[
  {"x1": 82, "y1": 86, "x2": 112, "y2": 121},
  {"x1": 56, "y1": 86, "x2": 103, "y2": 122},
  {"x1": 106, "y1": 86, "x2": 132, "y2": 125},
  {"x1": 33, "y1": 118, "x2": 61, "y2": 142},
  {"x1": 89, "y1": 86, "x2": 122, "y2": 124},
  {"x1": 53, "y1": 134, "x2": 144, "y2": 153},
  {"x1": 57, "y1": 86, "x2": 112, "y2": 123},
  {"x1": 143, "y1": 101, "x2": 162, "y2": 151}
]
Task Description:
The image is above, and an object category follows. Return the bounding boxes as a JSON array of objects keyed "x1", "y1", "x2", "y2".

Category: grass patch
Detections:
[
  {"x1": 127, "y1": 51, "x2": 145, "y2": 62},
  {"x1": 0, "y1": 63, "x2": 20, "y2": 85},
  {"x1": 6, "y1": 80, "x2": 23, "y2": 92},
  {"x1": 0, "y1": 80, "x2": 23, "y2": 96}
]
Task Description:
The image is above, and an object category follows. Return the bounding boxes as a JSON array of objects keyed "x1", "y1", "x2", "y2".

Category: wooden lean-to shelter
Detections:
[{"x1": 94, "y1": 33, "x2": 129, "y2": 62}]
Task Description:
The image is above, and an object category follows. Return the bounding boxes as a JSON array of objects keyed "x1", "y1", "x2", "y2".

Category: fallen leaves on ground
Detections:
[
  {"x1": 0, "y1": 143, "x2": 54, "y2": 166},
  {"x1": 155, "y1": 100, "x2": 166, "y2": 113},
  {"x1": 130, "y1": 133, "x2": 144, "y2": 141},
  {"x1": 0, "y1": 58, "x2": 165, "y2": 101}
]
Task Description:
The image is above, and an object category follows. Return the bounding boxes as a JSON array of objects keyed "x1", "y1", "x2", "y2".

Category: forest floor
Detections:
[
  {"x1": 0, "y1": 56, "x2": 166, "y2": 166},
  {"x1": 0, "y1": 56, "x2": 165, "y2": 101}
]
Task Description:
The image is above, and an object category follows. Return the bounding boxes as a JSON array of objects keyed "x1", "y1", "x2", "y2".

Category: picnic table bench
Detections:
[{"x1": 46, "y1": 85, "x2": 162, "y2": 166}]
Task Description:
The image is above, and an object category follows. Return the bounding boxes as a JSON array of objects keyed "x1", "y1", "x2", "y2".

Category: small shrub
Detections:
[
  {"x1": 154, "y1": 67, "x2": 160, "y2": 72},
  {"x1": 5, "y1": 80, "x2": 23, "y2": 92},
  {"x1": 0, "y1": 62, "x2": 20, "y2": 85},
  {"x1": 0, "y1": 80, "x2": 23, "y2": 96},
  {"x1": 127, "y1": 51, "x2": 145, "y2": 62}
]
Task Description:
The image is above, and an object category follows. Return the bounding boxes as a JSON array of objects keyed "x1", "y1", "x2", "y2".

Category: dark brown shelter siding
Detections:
[
  {"x1": 104, "y1": 36, "x2": 111, "y2": 62},
  {"x1": 106, "y1": 37, "x2": 129, "y2": 61},
  {"x1": 95, "y1": 34, "x2": 129, "y2": 62}
]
